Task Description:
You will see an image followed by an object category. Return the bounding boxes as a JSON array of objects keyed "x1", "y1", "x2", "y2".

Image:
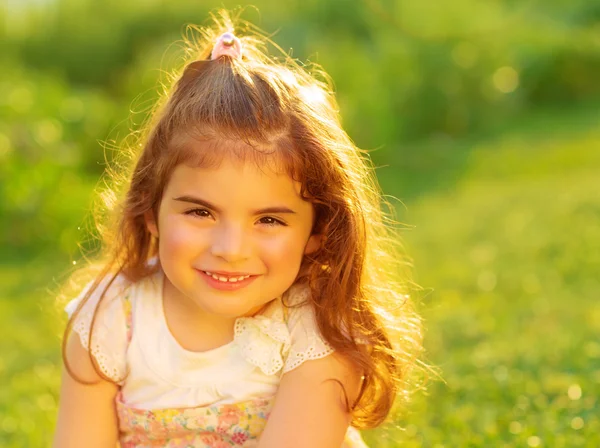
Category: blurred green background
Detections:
[{"x1": 1, "y1": 0, "x2": 599, "y2": 446}]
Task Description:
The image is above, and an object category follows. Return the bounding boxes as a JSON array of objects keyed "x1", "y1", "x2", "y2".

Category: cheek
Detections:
[
  {"x1": 160, "y1": 217, "x2": 206, "y2": 255},
  {"x1": 259, "y1": 231, "x2": 308, "y2": 264}
]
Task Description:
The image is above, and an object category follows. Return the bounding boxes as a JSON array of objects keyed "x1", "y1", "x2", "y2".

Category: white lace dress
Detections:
[{"x1": 65, "y1": 269, "x2": 368, "y2": 447}]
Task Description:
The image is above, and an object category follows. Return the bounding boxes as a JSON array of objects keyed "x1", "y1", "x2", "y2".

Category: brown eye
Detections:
[
  {"x1": 185, "y1": 208, "x2": 211, "y2": 218},
  {"x1": 258, "y1": 216, "x2": 285, "y2": 226}
]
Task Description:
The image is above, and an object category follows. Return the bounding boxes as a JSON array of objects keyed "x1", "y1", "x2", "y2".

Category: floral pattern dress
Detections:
[{"x1": 66, "y1": 270, "x2": 369, "y2": 447}]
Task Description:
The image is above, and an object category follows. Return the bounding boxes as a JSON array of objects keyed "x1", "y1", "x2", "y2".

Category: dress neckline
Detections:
[{"x1": 154, "y1": 269, "x2": 237, "y2": 359}]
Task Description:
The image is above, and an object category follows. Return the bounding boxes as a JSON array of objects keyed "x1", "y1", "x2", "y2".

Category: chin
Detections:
[
  {"x1": 208, "y1": 305, "x2": 257, "y2": 319},
  {"x1": 194, "y1": 295, "x2": 259, "y2": 319}
]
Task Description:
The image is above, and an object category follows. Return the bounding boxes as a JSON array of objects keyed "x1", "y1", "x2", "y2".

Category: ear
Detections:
[
  {"x1": 304, "y1": 234, "x2": 322, "y2": 255},
  {"x1": 144, "y1": 210, "x2": 159, "y2": 238}
]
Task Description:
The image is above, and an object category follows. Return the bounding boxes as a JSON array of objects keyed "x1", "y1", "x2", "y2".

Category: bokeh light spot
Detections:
[
  {"x1": 509, "y1": 421, "x2": 522, "y2": 434},
  {"x1": 571, "y1": 416, "x2": 584, "y2": 430},
  {"x1": 8, "y1": 86, "x2": 34, "y2": 113},
  {"x1": 493, "y1": 365, "x2": 508, "y2": 382},
  {"x1": 568, "y1": 384, "x2": 582, "y2": 400},
  {"x1": 477, "y1": 270, "x2": 497, "y2": 291},
  {"x1": 1, "y1": 416, "x2": 18, "y2": 434},
  {"x1": 34, "y1": 119, "x2": 63, "y2": 145},
  {"x1": 404, "y1": 424, "x2": 418, "y2": 437},
  {"x1": 517, "y1": 395, "x2": 530, "y2": 410},
  {"x1": 36, "y1": 393, "x2": 56, "y2": 411},
  {"x1": 527, "y1": 435, "x2": 541, "y2": 447},
  {"x1": 493, "y1": 66, "x2": 519, "y2": 93}
]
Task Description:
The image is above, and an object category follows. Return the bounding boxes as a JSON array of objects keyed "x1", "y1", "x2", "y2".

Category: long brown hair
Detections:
[{"x1": 62, "y1": 9, "x2": 425, "y2": 429}]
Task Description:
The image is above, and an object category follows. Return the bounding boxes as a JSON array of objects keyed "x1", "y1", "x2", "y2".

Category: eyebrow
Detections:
[{"x1": 173, "y1": 195, "x2": 297, "y2": 215}]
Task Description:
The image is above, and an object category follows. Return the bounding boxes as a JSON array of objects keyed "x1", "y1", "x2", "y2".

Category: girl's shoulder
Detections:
[
  {"x1": 65, "y1": 271, "x2": 132, "y2": 318},
  {"x1": 282, "y1": 282, "x2": 335, "y2": 373},
  {"x1": 64, "y1": 270, "x2": 156, "y2": 383}
]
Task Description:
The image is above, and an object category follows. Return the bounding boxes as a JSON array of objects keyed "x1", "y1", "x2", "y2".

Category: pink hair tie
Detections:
[{"x1": 211, "y1": 32, "x2": 243, "y2": 60}]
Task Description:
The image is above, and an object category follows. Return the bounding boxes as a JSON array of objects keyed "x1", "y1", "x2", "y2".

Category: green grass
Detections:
[
  {"x1": 2, "y1": 107, "x2": 599, "y2": 447},
  {"x1": 363, "y1": 109, "x2": 600, "y2": 446},
  {"x1": 0, "y1": 257, "x2": 66, "y2": 446}
]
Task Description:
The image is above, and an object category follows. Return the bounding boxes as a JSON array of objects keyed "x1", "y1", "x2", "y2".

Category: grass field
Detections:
[{"x1": 2, "y1": 106, "x2": 599, "y2": 447}]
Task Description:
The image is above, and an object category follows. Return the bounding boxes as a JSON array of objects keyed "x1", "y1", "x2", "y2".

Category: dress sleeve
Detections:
[
  {"x1": 64, "y1": 274, "x2": 131, "y2": 383},
  {"x1": 282, "y1": 284, "x2": 335, "y2": 373}
]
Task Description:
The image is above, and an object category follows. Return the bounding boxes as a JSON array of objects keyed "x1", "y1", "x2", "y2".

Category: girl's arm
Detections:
[
  {"x1": 258, "y1": 352, "x2": 362, "y2": 448},
  {"x1": 53, "y1": 334, "x2": 119, "y2": 448}
]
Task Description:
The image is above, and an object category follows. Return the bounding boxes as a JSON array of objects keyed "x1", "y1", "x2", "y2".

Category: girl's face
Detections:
[{"x1": 147, "y1": 156, "x2": 320, "y2": 319}]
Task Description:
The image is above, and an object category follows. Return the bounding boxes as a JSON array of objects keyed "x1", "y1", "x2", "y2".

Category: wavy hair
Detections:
[{"x1": 62, "y1": 9, "x2": 425, "y2": 429}]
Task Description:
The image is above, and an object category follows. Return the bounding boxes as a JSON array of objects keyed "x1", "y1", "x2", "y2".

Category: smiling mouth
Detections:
[{"x1": 201, "y1": 271, "x2": 252, "y2": 283}]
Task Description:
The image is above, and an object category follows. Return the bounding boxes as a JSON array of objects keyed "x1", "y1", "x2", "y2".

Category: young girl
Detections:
[{"x1": 54, "y1": 11, "x2": 424, "y2": 448}]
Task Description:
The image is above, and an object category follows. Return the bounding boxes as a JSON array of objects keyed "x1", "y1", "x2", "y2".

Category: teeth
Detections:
[{"x1": 203, "y1": 271, "x2": 250, "y2": 283}]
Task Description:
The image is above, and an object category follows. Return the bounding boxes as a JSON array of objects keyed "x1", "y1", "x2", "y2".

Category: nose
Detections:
[{"x1": 210, "y1": 222, "x2": 251, "y2": 262}]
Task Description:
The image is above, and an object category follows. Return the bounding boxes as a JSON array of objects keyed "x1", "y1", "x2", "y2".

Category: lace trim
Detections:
[
  {"x1": 67, "y1": 287, "x2": 130, "y2": 383},
  {"x1": 282, "y1": 283, "x2": 335, "y2": 372},
  {"x1": 283, "y1": 335, "x2": 335, "y2": 373},
  {"x1": 235, "y1": 287, "x2": 336, "y2": 376},
  {"x1": 234, "y1": 313, "x2": 291, "y2": 376},
  {"x1": 71, "y1": 309, "x2": 126, "y2": 382}
]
